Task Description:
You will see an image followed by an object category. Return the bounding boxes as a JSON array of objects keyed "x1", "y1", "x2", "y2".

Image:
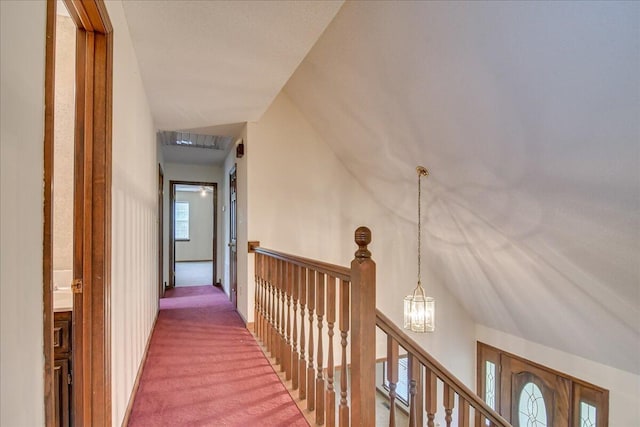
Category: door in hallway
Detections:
[
  {"x1": 169, "y1": 181, "x2": 217, "y2": 287},
  {"x1": 43, "y1": 1, "x2": 114, "y2": 424},
  {"x1": 229, "y1": 166, "x2": 238, "y2": 308}
]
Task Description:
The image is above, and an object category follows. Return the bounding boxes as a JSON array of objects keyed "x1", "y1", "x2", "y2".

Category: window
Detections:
[
  {"x1": 580, "y1": 402, "x2": 597, "y2": 427},
  {"x1": 175, "y1": 201, "x2": 189, "y2": 240},
  {"x1": 518, "y1": 382, "x2": 547, "y2": 427},
  {"x1": 382, "y1": 356, "x2": 410, "y2": 405},
  {"x1": 485, "y1": 360, "x2": 496, "y2": 410}
]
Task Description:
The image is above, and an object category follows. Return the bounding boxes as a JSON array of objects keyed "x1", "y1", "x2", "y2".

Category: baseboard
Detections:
[
  {"x1": 121, "y1": 311, "x2": 159, "y2": 427},
  {"x1": 237, "y1": 310, "x2": 249, "y2": 326},
  {"x1": 246, "y1": 321, "x2": 255, "y2": 332}
]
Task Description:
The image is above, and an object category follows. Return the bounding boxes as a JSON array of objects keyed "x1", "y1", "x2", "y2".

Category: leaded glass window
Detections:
[
  {"x1": 485, "y1": 360, "x2": 496, "y2": 410},
  {"x1": 518, "y1": 382, "x2": 547, "y2": 427},
  {"x1": 580, "y1": 402, "x2": 596, "y2": 427}
]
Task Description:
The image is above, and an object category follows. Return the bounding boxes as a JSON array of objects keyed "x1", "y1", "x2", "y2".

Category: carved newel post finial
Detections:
[{"x1": 354, "y1": 226, "x2": 372, "y2": 260}]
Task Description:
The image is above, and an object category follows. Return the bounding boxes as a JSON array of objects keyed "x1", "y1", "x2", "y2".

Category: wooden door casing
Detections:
[
  {"x1": 229, "y1": 166, "x2": 238, "y2": 308},
  {"x1": 479, "y1": 342, "x2": 608, "y2": 427},
  {"x1": 43, "y1": 1, "x2": 113, "y2": 425},
  {"x1": 169, "y1": 180, "x2": 218, "y2": 288},
  {"x1": 573, "y1": 383, "x2": 608, "y2": 427}
]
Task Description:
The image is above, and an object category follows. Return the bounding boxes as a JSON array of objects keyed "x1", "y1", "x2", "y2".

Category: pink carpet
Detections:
[{"x1": 127, "y1": 285, "x2": 309, "y2": 426}]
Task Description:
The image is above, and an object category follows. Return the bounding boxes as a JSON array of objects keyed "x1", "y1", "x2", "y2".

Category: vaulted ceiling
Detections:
[
  {"x1": 122, "y1": 1, "x2": 639, "y2": 374},
  {"x1": 284, "y1": 1, "x2": 640, "y2": 374},
  {"x1": 121, "y1": 0, "x2": 344, "y2": 130}
]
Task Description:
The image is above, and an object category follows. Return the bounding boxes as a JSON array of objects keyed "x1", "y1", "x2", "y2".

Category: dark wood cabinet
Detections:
[{"x1": 54, "y1": 311, "x2": 72, "y2": 427}]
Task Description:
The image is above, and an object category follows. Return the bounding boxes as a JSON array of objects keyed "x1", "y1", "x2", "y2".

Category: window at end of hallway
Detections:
[{"x1": 175, "y1": 201, "x2": 190, "y2": 241}]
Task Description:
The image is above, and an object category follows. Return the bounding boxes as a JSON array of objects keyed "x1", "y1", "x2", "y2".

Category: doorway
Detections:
[
  {"x1": 229, "y1": 166, "x2": 238, "y2": 308},
  {"x1": 43, "y1": 0, "x2": 113, "y2": 425},
  {"x1": 169, "y1": 181, "x2": 218, "y2": 288}
]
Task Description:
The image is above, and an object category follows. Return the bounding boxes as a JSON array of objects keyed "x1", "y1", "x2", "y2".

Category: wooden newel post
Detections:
[{"x1": 350, "y1": 226, "x2": 376, "y2": 426}]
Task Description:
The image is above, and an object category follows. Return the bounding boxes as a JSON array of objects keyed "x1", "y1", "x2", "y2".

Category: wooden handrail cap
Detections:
[{"x1": 354, "y1": 226, "x2": 372, "y2": 259}]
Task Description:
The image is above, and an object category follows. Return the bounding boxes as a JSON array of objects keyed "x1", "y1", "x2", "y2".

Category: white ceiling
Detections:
[
  {"x1": 121, "y1": 0, "x2": 344, "y2": 130},
  {"x1": 285, "y1": 2, "x2": 640, "y2": 373}
]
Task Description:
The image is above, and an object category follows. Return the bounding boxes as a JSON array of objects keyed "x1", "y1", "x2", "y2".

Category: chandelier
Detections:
[{"x1": 403, "y1": 166, "x2": 435, "y2": 333}]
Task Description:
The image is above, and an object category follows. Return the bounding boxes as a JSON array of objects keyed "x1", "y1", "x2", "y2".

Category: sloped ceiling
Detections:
[
  {"x1": 285, "y1": 2, "x2": 640, "y2": 373},
  {"x1": 121, "y1": 0, "x2": 344, "y2": 130}
]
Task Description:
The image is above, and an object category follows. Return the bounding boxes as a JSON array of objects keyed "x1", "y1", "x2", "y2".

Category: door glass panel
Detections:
[
  {"x1": 580, "y1": 401, "x2": 596, "y2": 427},
  {"x1": 518, "y1": 382, "x2": 547, "y2": 427},
  {"x1": 485, "y1": 360, "x2": 496, "y2": 410}
]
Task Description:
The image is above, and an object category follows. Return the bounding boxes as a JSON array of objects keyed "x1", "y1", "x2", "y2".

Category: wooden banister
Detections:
[
  {"x1": 253, "y1": 247, "x2": 350, "y2": 281},
  {"x1": 252, "y1": 228, "x2": 511, "y2": 427},
  {"x1": 375, "y1": 310, "x2": 511, "y2": 427}
]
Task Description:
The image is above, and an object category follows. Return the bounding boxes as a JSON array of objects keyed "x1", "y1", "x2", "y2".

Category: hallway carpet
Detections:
[
  {"x1": 127, "y1": 286, "x2": 309, "y2": 426},
  {"x1": 175, "y1": 261, "x2": 214, "y2": 287}
]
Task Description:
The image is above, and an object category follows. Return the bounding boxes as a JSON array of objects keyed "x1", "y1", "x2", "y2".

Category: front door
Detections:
[
  {"x1": 229, "y1": 166, "x2": 238, "y2": 308},
  {"x1": 478, "y1": 342, "x2": 608, "y2": 427},
  {"x1": 501, "y1": 355, "x2": 571, "y2": 427}
]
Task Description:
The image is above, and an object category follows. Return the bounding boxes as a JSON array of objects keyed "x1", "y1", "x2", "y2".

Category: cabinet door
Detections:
[
  {"x1": 53, "y1": 312, "x2": 71, "y2": 355},
  {"x1": 54, "y1": 358, "x2": 70, "y2": 427}
]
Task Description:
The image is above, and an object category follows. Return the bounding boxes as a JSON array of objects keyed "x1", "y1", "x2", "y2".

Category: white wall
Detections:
[
  {"x1": 0, "y1": 1, "x2": 47, "y2": 425},
  {"x1": 162, "y1": 163, "x2": 224, "y2": 286},
  {"x1": 52, "y1": 14, "x2": 75, "y2": 271},
  {"x1": 244, "y1": 92, "x2": 477, "y2": 384},
  {"x1": 477, "y1": 326, "x2": 640, "y2": 426},
  {"x1": 106, "y1": 1, "x2": 159, "y2": 424},
  {"x1": 175, "y1": 190, "x2": 214, "y2": 261}
]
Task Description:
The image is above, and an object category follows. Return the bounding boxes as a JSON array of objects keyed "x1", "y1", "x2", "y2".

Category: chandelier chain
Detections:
[{"x1": 417, "y1": 171, "x2": 422, "y2": 285}]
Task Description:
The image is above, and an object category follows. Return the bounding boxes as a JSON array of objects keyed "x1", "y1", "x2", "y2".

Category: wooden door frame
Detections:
[
  {"x1": 169, "y1": 181, "x2": 218, "y2": 288},
  {"x1": 477, "y1": 342, "x2": 609, "y2": 427},
  {"x1": 43, "y1": 0, "x2": 113, "y2": 425}
]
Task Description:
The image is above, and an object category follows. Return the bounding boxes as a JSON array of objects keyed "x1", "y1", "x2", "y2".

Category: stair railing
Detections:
[
  {"x1": 252, "y1": 227, "x2": 511, "y2": 427},
  {"x1": 376, "y1": 310, "x2": 510, "y2": 427}
]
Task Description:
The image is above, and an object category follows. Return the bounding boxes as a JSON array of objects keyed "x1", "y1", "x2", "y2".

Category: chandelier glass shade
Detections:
[
  {"x1": 403, "y1": 166, "x2": 435, "y2": 333},
  {"x1": 404, "y1": 283, "x2": 435, "y2": 332}
]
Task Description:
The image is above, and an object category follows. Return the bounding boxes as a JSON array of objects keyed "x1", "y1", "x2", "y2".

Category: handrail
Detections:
[
  {"x1": 376, "y1": 310, "x2": 512, "y2": 426},
  {"x1": 253, "y1": 227, "x2": 375, "y2": 426},
  {"x1": 254, "y1": 247, "x2": 351, "y2": 281},
  {"x1": 253, "y1": 229, "x2": 512, "y2": 427}
]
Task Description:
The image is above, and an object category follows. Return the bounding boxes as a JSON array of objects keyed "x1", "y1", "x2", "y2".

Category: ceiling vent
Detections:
[{"x1": 158, "y1": 131, "x2": 233, "y2": 151}]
